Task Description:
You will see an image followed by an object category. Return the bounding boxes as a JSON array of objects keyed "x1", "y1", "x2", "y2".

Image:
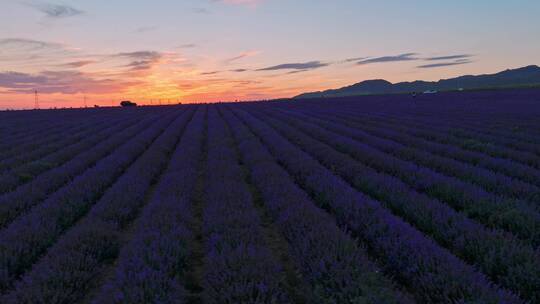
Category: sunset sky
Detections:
[{"x1": 1, "y1": 0, "x2": 539, "y2": 109}]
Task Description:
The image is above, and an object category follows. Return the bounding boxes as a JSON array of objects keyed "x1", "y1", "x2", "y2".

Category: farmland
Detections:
[{"x1": 0, "y1": 89, "x2": 539, "y2": 303}]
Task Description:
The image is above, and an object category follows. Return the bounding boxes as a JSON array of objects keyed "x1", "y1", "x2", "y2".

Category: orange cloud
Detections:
[{"x1": 224, "y1": 50, "x2": 260, "y2": 63}]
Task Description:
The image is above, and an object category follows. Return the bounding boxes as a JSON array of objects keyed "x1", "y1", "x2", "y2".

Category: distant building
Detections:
[{"x1": 120, "y1": 101, "x2": 137, "y2": 107}]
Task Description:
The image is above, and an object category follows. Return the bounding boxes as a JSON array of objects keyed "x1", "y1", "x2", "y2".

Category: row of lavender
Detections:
[
  {"x1": 0, "y1": 104, "x2": 416, "y2": 303},
  {"x1": 220, "y1": 106, "x2": 411, "y2": 303},
  {"x1": 0, "y1": 108, "x2": 138, "y2": 161},
  {"x1": 286, "y1": 106, "x2": 540, "y2": 202},
  {"x1": 244, "y1": 105, "x2": 539, "y2": 301},
  {"x1": 0, "y1": 106, "x2": 186, "y2": 300},
  {"x1": 0, "y1": 115, "x2": 142, "y2": 193},
  {"x1": 0, "y1": 91, "x2": 539, "y2": 303},
  {"x1": 285, "y1": 97, "x2": 540, "y2": 212},
  {"x1": 264, "y1": 106, "x2": 540, "y2": 244},
  {"x1": 90, "y1": 106, "x2": 410, "y2": 303},
  {"x1": 0, "y1": 112, "x2": 158, "y2": 229},
  {"x1": 231, "y1": 105, "x2": 525, "y2": 303},
  {"x1": 92, "y1": 105, "x2": 412, "y2": 303},
  {"x1": 3, "y1": 107, "x2": 194, "y2": 303},
  {"x1": 310, "y1": 91, "x2": 540, "y2": 161},
  {"x1": 238, "y1": 90, "x2": 540, "y2": 302},
  {"x1": 0, "y1": 108, "x2": 184, "y2": 295}
]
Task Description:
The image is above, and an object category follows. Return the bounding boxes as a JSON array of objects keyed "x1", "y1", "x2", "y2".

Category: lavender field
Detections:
[{"x1": 0, "y1": 89, "x2": 540, "y2": 303}]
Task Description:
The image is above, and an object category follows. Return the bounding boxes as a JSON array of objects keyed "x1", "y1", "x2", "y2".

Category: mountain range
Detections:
[{"x1": 294, "y1": 65, "x2": 540, "y2": 99}]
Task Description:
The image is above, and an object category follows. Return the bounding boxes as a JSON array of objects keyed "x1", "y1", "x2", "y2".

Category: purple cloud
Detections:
[
  {"x1": 417, "y1": 59, "x2": 473, "y2": 68},
  {"x1": 257, "y1": 61, "x2": 328, "y2": 71},
  {"x1": 27, "y1": 2, "x2": 84, "y2": 18},
  {"x1": 357, "y1": 53, "x2": 419, "y2": 65}
]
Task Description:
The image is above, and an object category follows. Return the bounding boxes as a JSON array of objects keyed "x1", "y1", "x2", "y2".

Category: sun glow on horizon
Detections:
[{"x1": 1, "y1": 0, "x2": 539, "y2": 109}]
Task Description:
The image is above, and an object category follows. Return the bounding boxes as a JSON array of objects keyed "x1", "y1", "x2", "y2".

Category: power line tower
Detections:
[{"x1": 34, "y1": 90, "x2": 39, "y2": 110}]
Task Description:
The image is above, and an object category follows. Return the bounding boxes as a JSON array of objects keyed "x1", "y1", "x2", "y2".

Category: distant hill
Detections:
[{"x1": 295, "y1": 65, "x2": 540, "y2": 99}]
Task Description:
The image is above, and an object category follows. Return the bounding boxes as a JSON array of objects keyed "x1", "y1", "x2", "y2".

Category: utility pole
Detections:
[
  {"x1": 84, "y1": 95, "x2": 87, "y2": 108},
  {"x1": 34, "y1": 90, "x2": 39, "y2": 110}
]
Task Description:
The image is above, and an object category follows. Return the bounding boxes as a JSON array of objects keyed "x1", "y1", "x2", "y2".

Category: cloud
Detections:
[
  {"x1": 0, "y1": 70, "x2": 141, "y2": 94},
  {"x1": 343, "y1": 56, "x2": 367, "y2": 63},
  {"x1": 201, "y1": 71, "x2": 221, "y2": 75},
  {"x1": 176, "y1": 77, "x2": 261, "y2": 93},
  {"x1": 286, "y1": 69, "x2": 312, "y2": 75},
  {"x1": 0, "y1": 38, "x2": 74, "y2": 66},
  {"x1": 26, "y1": 2, "x2": 84, "y2": 18},
  {"x1": 0, "y1": 71, "x2": 48, "y2": 89},
  {"x1": 124, "y1": 60, "x2": 157, "y2": 71},
  {"x1": 257, "y1": 61, "x2": 329, "y2": 71},
  {"x1": 224, "y1": 50, "x2": 259, "y2": 63},
  {"x1": 114, "y1": 51, "x2": 162, "y2": 71},
  {"x1": 425, "y1": 54, "x2": 472, "y2": 61},
  {"x1": 0, "y1": 46, "x2": 176, "y2": 98},
  {"x1": 0, "y1": 38, "x2": 62, "y2": 50},
  {"x1": 357, "y1": 53, "x2": 419, "y2": 65},
  {"x1": 417, "y1": 59, "x2": 473, "y2": 69},
  {"x1": 201, "y1": 68, "x2": 249, "y2": 75},
  {"x1": 231, "y1": 79, "x2": 261, "y2": 86},
  {"x1": 61, "y1": 60, "x2": 95, "y2": 68},
  {"x1": 115, "y1": 51, "x2": 161, "y2": 60}
]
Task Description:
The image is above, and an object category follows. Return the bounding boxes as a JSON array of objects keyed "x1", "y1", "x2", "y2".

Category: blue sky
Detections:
[{"x1": 0, "y1": 0, "x2": 539, "y2": 108}]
